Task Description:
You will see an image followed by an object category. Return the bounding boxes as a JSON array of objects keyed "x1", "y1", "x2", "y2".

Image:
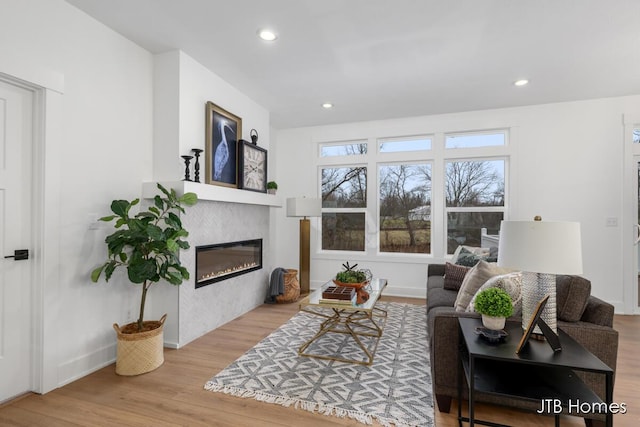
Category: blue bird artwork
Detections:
[{"x1": 214, "y1": 120, "x2": 235, "y2": 181}]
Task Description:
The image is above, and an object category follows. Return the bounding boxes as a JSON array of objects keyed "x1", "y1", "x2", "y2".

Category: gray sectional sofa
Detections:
[{"x1": 426, "y1": 263, "x2": 618, "y2": 426}]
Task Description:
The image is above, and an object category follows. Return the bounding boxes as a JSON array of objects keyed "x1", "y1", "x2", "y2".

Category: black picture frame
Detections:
[
  {"x1": 205, "y1": 101, "x2": 241, "y2": 188},
  {"x1": 516, "y1": 294, "x2": 562, "y2": 353},
  {"x1": 238, "y1": 140, "x2": 267, "y2": 193}
]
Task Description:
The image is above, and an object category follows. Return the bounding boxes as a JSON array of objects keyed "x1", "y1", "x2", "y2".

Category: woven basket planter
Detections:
[
  {"x1": 276, "y1": 269, "x2": 300, "y2": 303},
  {"x1": 113, "y1": 314, "x2": 167, "y2": 376}
]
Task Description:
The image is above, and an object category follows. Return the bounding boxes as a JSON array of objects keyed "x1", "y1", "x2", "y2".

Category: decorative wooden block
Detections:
[{"x1": 321, "y1": 286, "x2": 356, "y2": 300}]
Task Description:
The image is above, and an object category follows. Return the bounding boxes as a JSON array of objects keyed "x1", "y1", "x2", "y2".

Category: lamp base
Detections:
[
  {"x1": 521, "y1": 272, "x2": 557, "y2": 334},
  {"x1": 299, "y1": 218, "x2": 311, "y2": 295}
]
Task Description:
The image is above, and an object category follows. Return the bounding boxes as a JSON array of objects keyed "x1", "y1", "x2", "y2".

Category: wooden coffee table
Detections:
[{"x1": 298, "y1": 278, "x2": 387, "y2": 365}]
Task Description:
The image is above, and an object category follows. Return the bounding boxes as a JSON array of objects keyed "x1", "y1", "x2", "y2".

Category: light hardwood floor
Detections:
[{"x1": 1, "y1": 296, "x2": 638, "y2": 426}]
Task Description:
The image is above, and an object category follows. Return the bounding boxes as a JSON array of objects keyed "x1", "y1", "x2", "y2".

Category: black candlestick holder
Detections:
[
  {"x1": 181, "y1": 155, "x2": 193, "y2": 181},
  {"x1": 191, "y1": 148, "x2": 203, "y2": 183}
]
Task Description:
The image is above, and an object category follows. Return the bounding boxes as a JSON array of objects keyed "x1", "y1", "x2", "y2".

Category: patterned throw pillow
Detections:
[
  {"x1": 444, "y1": 262, "x2": 470, "y2": 291},
  {"x1": 452, "y1": 246, "x2": 498, "y2": 267},
  {"x1": 454, "y1": 260, "x2": 512, "y2": 312},
  {"x1": 467, "y1": 272, "x2": 522, "y2": 316}
]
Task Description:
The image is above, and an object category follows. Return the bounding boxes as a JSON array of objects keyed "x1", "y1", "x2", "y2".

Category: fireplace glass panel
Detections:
[{"x1": 196, "y1": 239, "x2": 262, "y2": 288}]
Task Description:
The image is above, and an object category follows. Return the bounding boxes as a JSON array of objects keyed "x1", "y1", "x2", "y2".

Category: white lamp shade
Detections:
[
  {"x1": 286, "y1": 197, "x2": 322, "y2": 218},
  {"x1": 497, "y1": 220, "x2": 583, "y2": 275}
]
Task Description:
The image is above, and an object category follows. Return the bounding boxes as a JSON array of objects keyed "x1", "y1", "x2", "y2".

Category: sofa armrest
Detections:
[
  {"x1": 580, "y1": 295, "x2": 614, "y2": 327},
  {"x1": 559, "y1": 321, "x2": 618, "y2": 401},
  {"x1": 428, "y1": 307, "x2": 480, "y2": 397},
  {"x1": 428, "y1": 263, "x2": 445, "y2": 277}
]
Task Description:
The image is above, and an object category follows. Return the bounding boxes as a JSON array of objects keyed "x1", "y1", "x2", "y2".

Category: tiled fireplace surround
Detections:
[{"x1": 156, "y1": 196, "x2": 272, "y2": 347}]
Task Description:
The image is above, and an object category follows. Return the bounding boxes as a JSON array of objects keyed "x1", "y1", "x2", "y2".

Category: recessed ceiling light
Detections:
[
  {"x1": 514, "y1": 79, "x2": 529, "y2": 87},
  {"x1": 322, "y1": 103, "x2": 333, "y2": 109},
  {"x1": 257, "y1": 29, "x2": 277, "y2": 41}
]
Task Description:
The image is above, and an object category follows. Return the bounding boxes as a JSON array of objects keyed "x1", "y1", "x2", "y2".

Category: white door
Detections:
[{"x1": 0, "y1": 78, "x2": 34, "y2": 402}]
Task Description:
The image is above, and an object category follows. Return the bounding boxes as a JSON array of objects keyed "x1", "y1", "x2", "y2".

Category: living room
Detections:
[{"x1": 1, "y1": 0, "x2": 639, "y2": 426}]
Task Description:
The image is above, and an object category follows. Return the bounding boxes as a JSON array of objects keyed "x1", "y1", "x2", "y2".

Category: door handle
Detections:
[
  {"x1": 4, "y1": 249, "x2": 29, "y2": 260},
  {"x1": 635, "y1": 225, "x2": 640, "y2": 245}
]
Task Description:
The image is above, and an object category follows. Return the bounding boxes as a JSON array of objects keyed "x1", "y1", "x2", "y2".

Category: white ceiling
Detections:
[{"x1": 65, "y1": 0, "x2": 640, "y2": 129}]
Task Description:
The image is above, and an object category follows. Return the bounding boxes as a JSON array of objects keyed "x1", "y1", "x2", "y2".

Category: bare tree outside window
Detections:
[
  {"x1": 446, "y1": 160, "x2": 504, "y2": 207},
  {"x1": 446, "y1": 160, "x2": 505, "y2": 253},
  {"x1": 379, "y1": 163, "x2": 431, "y2": 253},
  {"x1": 321, "y1": 166, "x2": 367, "y2": 250}
]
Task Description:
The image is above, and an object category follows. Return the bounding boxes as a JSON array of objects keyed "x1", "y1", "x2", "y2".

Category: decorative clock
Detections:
[{"x1": 238, "y1": 140, "x2": 267, "y2": 193}]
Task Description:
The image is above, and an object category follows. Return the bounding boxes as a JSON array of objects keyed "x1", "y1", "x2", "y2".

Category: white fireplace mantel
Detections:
[{"x1": 142, "y1": 181, "x2": 283, "y2": 207}]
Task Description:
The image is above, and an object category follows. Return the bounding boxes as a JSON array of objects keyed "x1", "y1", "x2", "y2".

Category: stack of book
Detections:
[{"x1": 319, "y1": 286, "x2": 356, "y2": 305}]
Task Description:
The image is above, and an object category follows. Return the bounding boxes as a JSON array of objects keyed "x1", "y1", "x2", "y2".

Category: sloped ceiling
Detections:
[{"x1": 66, "y1": 0, "x2": 640, "y2": 129}]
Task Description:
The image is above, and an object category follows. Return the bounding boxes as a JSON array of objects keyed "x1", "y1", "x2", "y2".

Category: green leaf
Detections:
[
  {"x1": 157, "y1": 183, "x2": 171, "y2": 198},
  {"x1": 114, "y1": 218, "x2": 127, "y2": 228},
  {"x1": 166, "y1": 271, "x2": 183, "y2": 285},
  {"x1": 166, "y1": 239, "x2": 178, "y2": 252},
  {"x1": 128, "y1": 259, "x2": 157, "y2": 284},
  {"x1": 154, "y1": 195, "x2": 164, "y2": 210},
  {"x1": 149, "y1": 206, "x2": 160, "y2": 216},
  {"x1": 99, "y1": 215, "x2": 116, "y2": 222},
  {"x1": 175, "y1": 265, "x2": 189, "y2": 279},
  {"x1": 176, "y1": 239, "x2": 190, "y2": 250},
  {"x1": 146, "y1": 224, "x2": 164, "y2": 241},
  {"x1": 180, "y1": 192, "x2": 198, "y2": 206},
  {"x1": 118, "y1": 252, "x2": 127, "y2": 263},
  {"x1": 91, "y1": 265, "x2": 105, "y2": 282},
  {"x1": 110, "y1": 200, "x2": 130, "y2": 217},
  {"x1": 104, "y1": 261, "x2": 117, "y2": 281},
  {"x1": 165, "y1": 212, "x2": 181, "y2": 229}
]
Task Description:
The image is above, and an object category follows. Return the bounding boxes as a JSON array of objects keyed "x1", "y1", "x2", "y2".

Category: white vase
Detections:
[{"x1": 482, "y1": 314, "x2": 506, "y2": 331}]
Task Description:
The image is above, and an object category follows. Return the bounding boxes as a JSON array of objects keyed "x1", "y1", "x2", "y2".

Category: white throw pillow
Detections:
[
  {"x1": 454, "y1": 260, "x2": 512, "y2": 312},
  {"x1": 466, "y1": 272, "x2": 522, "y2": 316}
]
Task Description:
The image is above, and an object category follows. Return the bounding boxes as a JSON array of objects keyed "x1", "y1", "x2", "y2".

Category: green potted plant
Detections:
[
  {"x1": 266, "y1": 181, "x2": 278, "y2": 194},
  {"x1": 91, "y1": 183, "x2": 197, "y2": 375},
  {"x1": 474, "y1": 287, "x2": 514, "y2": 330},
  {"x1": 333, "y1": 262, "x2": 372, "y2": 304}
]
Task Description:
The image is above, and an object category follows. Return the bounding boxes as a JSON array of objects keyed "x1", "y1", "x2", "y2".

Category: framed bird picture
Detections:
[
  {"x1": 205, "y1": 101, "x2": 242, "y2": 187},
  {"x1": 238, "y1": 140, "x2": 267, "y2": 193}
]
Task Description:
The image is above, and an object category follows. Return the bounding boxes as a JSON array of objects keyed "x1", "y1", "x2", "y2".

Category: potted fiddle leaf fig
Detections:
[
  {"x1": 91, "y1": 183, "x2": 197, "y2": 375},
  {"x1": 474, "y1": 287, "x2": 513, "y2": 330}
]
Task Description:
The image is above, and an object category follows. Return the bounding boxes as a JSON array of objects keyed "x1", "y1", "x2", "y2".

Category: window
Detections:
[
  {"x1": 446, "y1": 131, "x2": 506, "y2": 149},
  {"x1": 317, "y1": 129, "x2": 509, "y2": 257},
  {"x1": 321, "y1": 166, "x2": 367, "y2": 251},
  {"x1": 379, "y1": 135, "x2": 432, "y2": 153},
  {"x1": 445, "y1": 159, "x2": 505, "y2": 254},
  {"x1": 320, "y1": 141, "x2": 367, "y2": 157},
  {"x1": 379, "y1": 163, "x2": 431, "y2": 253},
  {"x1": 633, "y1": 129, "x2": 640, "y2": 144}
]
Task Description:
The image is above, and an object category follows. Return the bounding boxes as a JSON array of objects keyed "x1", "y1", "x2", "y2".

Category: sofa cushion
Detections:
[
  {"x1": 443, "y1": 262, "x2": 470, "y2": 290},
  {"x1": 453, "y1": 246, "x2": 491, "y2": 267},
  {"x1": 556, "y1": 275, "x2": 591, "y2": 322},
  {"x1": 454, "y1": 260, "x2": 512, "y2": 312},
  {"x1": 428, "y1": 286, "x2": 458, "y2": 311},
  {"x1": 467, "y1": 272, "x2": 522, "y2": 316}
]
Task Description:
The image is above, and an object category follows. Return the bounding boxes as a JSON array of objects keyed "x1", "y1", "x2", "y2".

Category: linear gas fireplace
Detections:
[{"x1": 195, "y1": 239, "x2": 263, "y2": 288}]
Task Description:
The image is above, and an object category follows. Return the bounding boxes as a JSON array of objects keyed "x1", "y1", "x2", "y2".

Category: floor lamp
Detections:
[
  {"x1": 497, "y1": 217, "x2": 583, "y2": 334},
  {"x1": 286, "y1": 197, "x2": 321, "y2": 296}
]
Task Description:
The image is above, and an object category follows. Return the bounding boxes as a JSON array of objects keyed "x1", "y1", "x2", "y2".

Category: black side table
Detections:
[{"x1": 457, "y1": 318, "x2": 613, "y2": 427}]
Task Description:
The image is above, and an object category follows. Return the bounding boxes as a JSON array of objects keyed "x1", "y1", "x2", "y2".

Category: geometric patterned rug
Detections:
[{"x1": 204, "y1": 302, "x2": 434, "y2": 427}]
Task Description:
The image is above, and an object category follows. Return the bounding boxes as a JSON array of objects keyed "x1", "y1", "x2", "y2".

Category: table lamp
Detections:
[
  {"x1": 497, "y1": 217, "x2": 583, "y2": 334},
  {"x1": 286, "y1": 197, "x2": 322, "y2": 295}
]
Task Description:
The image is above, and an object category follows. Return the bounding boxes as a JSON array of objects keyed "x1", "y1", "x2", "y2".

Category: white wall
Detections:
[
  {"x1": 274, "y1": 95, "x2": 640, "y2": 312},
  {"x1": 0, "y1": 0, "x2": 154, "y2": 391},
  {"x1": 150, "y1": 51, "x2": 273, "y2": 347}
]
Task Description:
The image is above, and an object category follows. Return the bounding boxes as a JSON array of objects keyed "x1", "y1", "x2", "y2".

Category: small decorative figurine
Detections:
[
  {"x1": 250, "y1": 128, "x2": 259, "y2": 145},
  {"x1": 191, "y1": 148, "x2": 203, "y2": 183},
  {"x1": 181, "y1": 155, "x2": 193, "y2": 181}
]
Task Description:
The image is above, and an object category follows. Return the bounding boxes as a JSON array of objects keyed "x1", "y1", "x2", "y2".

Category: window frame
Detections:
[{"x1": 315, "y1": 129, "x2": 511, "y2": 262}]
